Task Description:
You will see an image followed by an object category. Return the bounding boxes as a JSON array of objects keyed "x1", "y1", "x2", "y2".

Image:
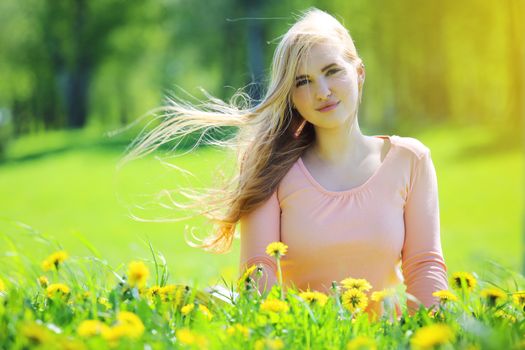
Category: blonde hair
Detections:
[{"x1": 122, "y1": 8, "x2": 363, "y2": 253}]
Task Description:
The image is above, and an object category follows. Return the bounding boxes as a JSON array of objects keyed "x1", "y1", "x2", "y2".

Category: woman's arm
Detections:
[
  {"x1": 401, "y1": 150, "x2": 449, "y2": 315},
  {"x1": 239, "y1": 191, "x2": 281, "y2": 295}
]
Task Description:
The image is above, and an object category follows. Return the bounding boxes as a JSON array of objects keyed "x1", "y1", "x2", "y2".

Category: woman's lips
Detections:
[{"x1": 317, "y1": 101, "x2": 340, "y2": 112}]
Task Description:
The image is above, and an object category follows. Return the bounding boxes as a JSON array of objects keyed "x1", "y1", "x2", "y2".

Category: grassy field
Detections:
[{"x1": 0, "y1": 123, "x2": 522, "y2": 288}]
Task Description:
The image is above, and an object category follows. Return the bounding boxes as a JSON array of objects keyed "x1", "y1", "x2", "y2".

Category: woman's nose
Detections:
[{"x1": 315, "y1": 79, "x2": 332, "y2": 100}]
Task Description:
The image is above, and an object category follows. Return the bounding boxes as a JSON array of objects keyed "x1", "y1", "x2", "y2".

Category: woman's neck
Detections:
[{"x1": 308, "y1": 117, "x2": 370, "y2": 165}]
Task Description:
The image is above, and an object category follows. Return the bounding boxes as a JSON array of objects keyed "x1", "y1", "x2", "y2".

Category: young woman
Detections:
[{"x1": 125, "y1": 8, "x2": 448, "y2": 318}]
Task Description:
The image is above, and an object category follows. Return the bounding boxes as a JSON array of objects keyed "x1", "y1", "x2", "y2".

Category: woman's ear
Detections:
[{"x1": 357, "y1": 63, "x2": 365, "y2": 84}]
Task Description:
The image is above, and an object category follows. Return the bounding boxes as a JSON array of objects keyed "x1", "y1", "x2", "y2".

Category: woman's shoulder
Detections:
[
  {"x1": 276, "y1": 158, "x2": 310, "y2": 203},
  {"x1": 391, "y1": 135, "x2": 431, "y2": 160}
]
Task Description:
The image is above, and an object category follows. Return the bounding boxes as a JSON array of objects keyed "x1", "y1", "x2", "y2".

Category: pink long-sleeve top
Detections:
[{"x1": 239, "y1": 135, "x2": 449, "y2": 317}]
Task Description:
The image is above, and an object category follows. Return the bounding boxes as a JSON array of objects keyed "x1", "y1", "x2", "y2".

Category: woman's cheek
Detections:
[{"x1": 293, "y1": 89, "x2": 309, "y2": 107}]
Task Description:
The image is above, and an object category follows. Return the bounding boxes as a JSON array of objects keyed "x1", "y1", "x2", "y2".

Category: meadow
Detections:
[
  {"x1": 0, "y1": 122, "x2": 522, "y2": 284},
  {"x1": 0, "y1": 122, "x2": 523, "y2": 349}
]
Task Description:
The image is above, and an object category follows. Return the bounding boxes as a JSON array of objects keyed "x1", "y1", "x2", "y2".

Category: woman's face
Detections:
[{"x1": 291, "y1": 42, "x2": 363, "y2": 130}]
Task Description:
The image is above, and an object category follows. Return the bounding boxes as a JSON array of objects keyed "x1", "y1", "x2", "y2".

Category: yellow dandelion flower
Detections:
[
  {"x1": 102, "y1": 324, "x2": 129, "y2": 343},
  {"x1": 176, "y1": 328, "x2": 195, "y2": 345},
  {"x1": 57, "y1": 338, "x2": 86, "y2": 350},
  {"x1": 198, "y1": 304, "x2": 213, "y2": 320},
  {"x1": 371, "y1": 289, "x2": 395, "y2": 303},
  {"x1": 176, "y1": 328, "x2": 208, "y2": 348},
  {"x1": 432, "y1": 290, "x2": 458, "y2": 303},
  {"x1": 116, "y1": 311, "x2": 145, "y2": 338},
  {"x1": 181, "y1": 303, "x2": 195, "y2": 315},
  {"x1": 346, "y1": 335, "x2": 377, "y2": 350},
  {"x1": 342, "y1": 288, "x2": 368, "y2": 313},
  {"x1": 21, "y1": 322, "x2": 52, "y2": 345},
  {"x1": 148, "y1": 285, "x2": 162, "y2": 299},
  {"x1": 465, "y1": 345, "x2": 481, "y2": 350},
  {"x1": 265, "y1": 242, "x2": 288, "y2": 258},
  {"x1": 159, "y1": 284, "x2": 178, "y2": 301},
  {"x1": 160, "y1": 284, "x2": 176, "y2": 294},
  {"x1": 77, "y1": 320, "x2": 110, "y2": 337},
  {"x1": 512, "y1": 291, "x2": 525, "y2": 309},
  {"x1": 340, "y1": 278, "x2": 372, "y2": 292},
  {"x1": 48, "y1": 250, "x2": 68, "y2": 264},
  {"x1": 46, "y1": 283, "x2": 70, "y2": 299},
  {"x1": 102, "y1": 312, "x2": 145, "y2": 342},
  {"x1": 41, "y1": 259, "x2": 53, "y2": 271},
  {"x1": 480, "y1": 287, "x2": 507, "y2": 306},
  {"x1": 98, "y1": 297, "x2": 112, "y2": 310},
  {"x1": 80, "y1": 291, "x2": 91, "y2": 301},
  {"x1": 0, "y1": 278, "x2": 5, "y2": 292},
  {"x1": 411, "y1": 323, "x2": 455, "y2": 349},
  {"x1": 450, "y1": 272, "x2": 476, "y2": 292},
  {"x1": 267, "y1": 338, "x2": 285, "y2": 350},
  {"x1": 127, "y1": 261, "x2": 149, "y2": 288},
  {"x1": 260, "y1": 299, "x2": 289, "y2": 313},
  {"x1": 255, "y1": 338, "x2": 284, "y2": 350},
  {"x1": 226, "y1": 323, "x2": 250, "y2": 338},
  {"x1": 41, "y1": 251, "x2": 68, "y2": 271},
  {"x1": 237, "y1": 264, "x2": 257, "y2": 291},
  {"x1": 298, "y1": 291, "x2": 328, "y2": 307},
  {"x1": 37, "y1": 276, "x2": 49, "y2": 288},
  {"x1": 173, "y1": 286, "x2": 188, "y2": 308},
  {"x1": 494, "y1": 310, "x2": 517, "y2": 323}
]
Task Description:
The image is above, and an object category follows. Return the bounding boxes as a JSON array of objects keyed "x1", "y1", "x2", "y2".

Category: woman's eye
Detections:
[
  {"x1": 295, "y1": 79, "x2": 310, "y2": 87},
  {"x1": 327, "y1": 68, "x2": 341, "y2": 75}
]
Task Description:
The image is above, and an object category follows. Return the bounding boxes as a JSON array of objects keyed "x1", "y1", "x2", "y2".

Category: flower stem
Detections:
[{"x1": 276, "y1": 257, "x2": 284, "y2": 300}]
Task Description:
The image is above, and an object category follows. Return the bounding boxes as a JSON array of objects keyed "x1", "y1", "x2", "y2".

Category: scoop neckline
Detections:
[{"x1": 297, "y1": 135, "x2": 397, "y2": 196}]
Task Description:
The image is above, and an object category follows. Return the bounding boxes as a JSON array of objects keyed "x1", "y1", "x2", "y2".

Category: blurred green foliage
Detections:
[
  {"x1": 0, "y1": 1, "x2": 523, "y2": 280},
  {"x1": 0, "y1": 0, "x2": 523, "y2": 143}
]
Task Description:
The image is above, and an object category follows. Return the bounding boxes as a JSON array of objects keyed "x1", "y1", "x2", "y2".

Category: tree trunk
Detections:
[
  {"x1": 245, "y1": 0, "x2": 265, "y2": 102},
  {"x1": 67, "y1": 0, "x2": 90, "y2": 129}
]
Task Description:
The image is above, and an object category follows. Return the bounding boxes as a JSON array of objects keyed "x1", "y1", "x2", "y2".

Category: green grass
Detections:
[
  {"x1": 0, "y1": 244, "x2": 523, "y2": 349},
  {"x1": 0, "y1": 128, "x2": 239, "y2": 287},
  {"x1": 0, "y1": 122, "x2": 522, "y2": 288},
  {"x1": 417, "y1": 125, "x2": 523, "y2": 275}
]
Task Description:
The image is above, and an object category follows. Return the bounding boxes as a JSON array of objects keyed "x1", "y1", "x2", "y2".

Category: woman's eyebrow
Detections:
[
  {"x1": 321, "y1": 63, "x2": 338, "y2": 72},
  {"x1": 295, "y1": 63, "x2": 338, "y2": 81}
]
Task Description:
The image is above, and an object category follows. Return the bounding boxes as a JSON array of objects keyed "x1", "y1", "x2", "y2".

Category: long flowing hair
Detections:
[{"x1": 121, "y1": 8, "x2": 363, "y2": 253}]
